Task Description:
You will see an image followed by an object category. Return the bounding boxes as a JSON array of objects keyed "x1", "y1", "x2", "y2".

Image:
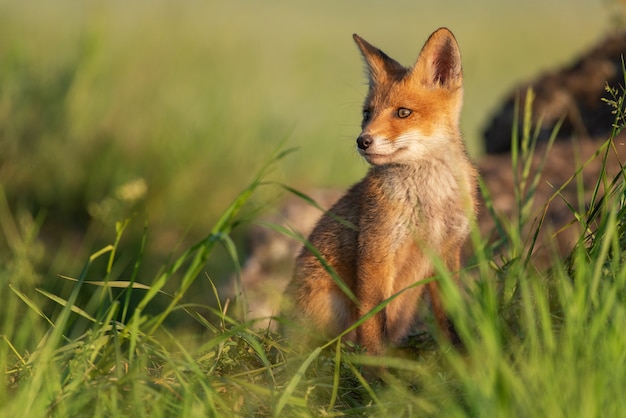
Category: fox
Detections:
[{"x1": 284, "y1": 27, "x2": 478, "y2": 356}]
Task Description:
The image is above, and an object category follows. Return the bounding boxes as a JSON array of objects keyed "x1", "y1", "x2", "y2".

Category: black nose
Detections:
[{"x1": 357, "y1": 135, "x2": 372, "y2": 150}]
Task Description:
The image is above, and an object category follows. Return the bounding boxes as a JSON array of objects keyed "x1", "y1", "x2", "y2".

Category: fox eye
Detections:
[
  {"x1": 362, "y1": 109, "x2": 371, "y2": 121},
  {"x1": 397, "y1": 108, "x2": 412, "y2": 118}
]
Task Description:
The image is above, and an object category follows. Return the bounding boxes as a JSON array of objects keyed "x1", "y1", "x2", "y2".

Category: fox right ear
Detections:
[
  {"x1": 353, "y1": 34, "x2": 406, "y2": 86},
  {"x1": 412, "y1": 27, "x2": 463, "y2": 91}
]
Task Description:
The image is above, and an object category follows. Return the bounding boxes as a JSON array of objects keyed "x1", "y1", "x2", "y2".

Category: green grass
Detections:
[
  {"x1": 2, "y1": 86, "x2": 626, "y2": 416},
  {"x1": 2, "y1": 1, "x2": 626, "y2": 416}
]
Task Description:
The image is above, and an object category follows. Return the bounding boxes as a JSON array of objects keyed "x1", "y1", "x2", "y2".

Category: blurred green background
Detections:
[{"x1": 0, "y1": 0, "x2": 615, "y2": 311}]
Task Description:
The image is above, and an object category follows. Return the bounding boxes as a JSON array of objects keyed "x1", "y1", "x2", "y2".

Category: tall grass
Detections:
[
  {"x1": 1, "y1": 79, "x2": 625, "y2": 416},
  {"x1": 2, "y1": 2, "x2": 626, "y2": 415},
  {"x1": 0, "y1": 145, "x2": 295, "y2": 417}
]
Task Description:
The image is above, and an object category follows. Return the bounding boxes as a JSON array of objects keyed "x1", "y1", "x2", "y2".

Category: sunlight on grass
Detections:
[
  {"x1": 2, "y1": 85, "x2": 626, "y2": 414},
  {"x1": 1, "y1": 0, "x2": 625, "y2": 416}
]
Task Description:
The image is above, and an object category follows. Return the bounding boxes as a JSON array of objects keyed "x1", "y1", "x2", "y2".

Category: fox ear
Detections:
[
  {"x1": 353, "y1": 34, "x2": 406, "y2": 85},
  {"x1": 412, "y1": 27, "x2": 462, "y2": 90}
]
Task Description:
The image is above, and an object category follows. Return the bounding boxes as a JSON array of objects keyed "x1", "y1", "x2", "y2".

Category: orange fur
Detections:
[{"x1": 284, "y1": 28, "x2": 478, "y2": 355}]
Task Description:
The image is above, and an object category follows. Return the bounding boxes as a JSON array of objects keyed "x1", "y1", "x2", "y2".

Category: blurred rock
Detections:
[
  {"x1": 477, "y1": 135, "x2": 626, "y2": 265},
  {"x1": 484, "y1": 31, "x2": 626, "y2": 154}
]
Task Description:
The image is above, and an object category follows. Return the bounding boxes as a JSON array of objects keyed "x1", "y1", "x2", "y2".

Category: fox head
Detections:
[{"x1": 353, "y1": 28, "x2": 464, "y2": 166}]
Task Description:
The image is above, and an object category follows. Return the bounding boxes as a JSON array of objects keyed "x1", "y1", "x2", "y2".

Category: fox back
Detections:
[{"x1": 284, "y1": 28, "x2": 477, "y2": 355}]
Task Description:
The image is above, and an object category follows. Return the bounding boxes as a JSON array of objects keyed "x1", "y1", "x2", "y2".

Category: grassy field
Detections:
[
  {"x1": 1, "y1": 0, "x2": 626, "y2": 416},
  {"x1": 1, "y1": 106, "x2": 625, "y2": 415}
]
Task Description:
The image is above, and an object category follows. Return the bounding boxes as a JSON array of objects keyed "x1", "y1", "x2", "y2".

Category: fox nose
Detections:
[{"x1": 357, "y1": 135, "x2": 373, "y2": 150}]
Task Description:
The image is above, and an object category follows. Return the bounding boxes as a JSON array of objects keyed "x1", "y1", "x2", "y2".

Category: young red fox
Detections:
[{"x1": 284, "y1": 28, "x2": 478, "y2": 355}]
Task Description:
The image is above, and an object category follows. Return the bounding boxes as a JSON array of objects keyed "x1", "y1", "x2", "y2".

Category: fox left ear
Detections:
[
  {"x1": 353, "y1": 34, "x2": 406, "y2": 86},
  {"x1": 412, "y1": 27, "x2": 463, "y2": 90}
]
